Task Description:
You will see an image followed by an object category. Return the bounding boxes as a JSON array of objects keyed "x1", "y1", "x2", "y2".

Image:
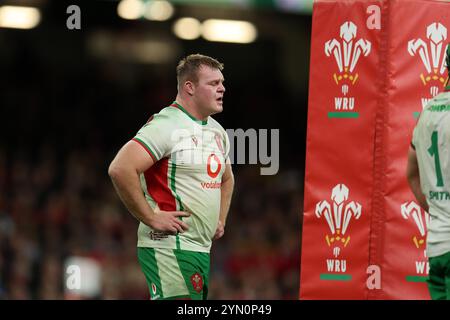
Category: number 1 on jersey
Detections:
[{"x1": 428, "y1": 131, "x2": 444, "y2": 187}]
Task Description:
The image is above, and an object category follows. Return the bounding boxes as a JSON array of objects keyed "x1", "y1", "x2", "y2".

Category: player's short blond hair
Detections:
[{"x1": 176, "y1": 54, "x2": 224, "y2": 90}]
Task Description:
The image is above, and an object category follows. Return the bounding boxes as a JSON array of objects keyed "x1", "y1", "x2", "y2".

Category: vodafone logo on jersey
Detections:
[
  {"x1": 207, "y1": 154, "x2": 221, "y2": 178},
  {"x1": 201, "y1": 154, "x2": 222, "y2": 189}
]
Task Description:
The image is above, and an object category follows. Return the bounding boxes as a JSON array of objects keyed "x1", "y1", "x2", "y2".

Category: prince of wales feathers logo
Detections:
[
  {"x1": 325, "y1": 21, "x2": 371, "y2": 118},
  {"x1": 400, "y1": 201, "x2": 431, "y2": 282},
  {"x1": 408, "y1": 23, "x2": 449, "y2": 118},
  {"x1": 315, "y1": 184, "x2": 362, "y2": 281},
  {"x1": 190, "y1": 273, "x2": 203, "y2": 293}
]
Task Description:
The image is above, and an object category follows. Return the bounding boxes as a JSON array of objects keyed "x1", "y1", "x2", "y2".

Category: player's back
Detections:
[{"x1": 412, "y1": 89, "x2": 450, "y2": 257}]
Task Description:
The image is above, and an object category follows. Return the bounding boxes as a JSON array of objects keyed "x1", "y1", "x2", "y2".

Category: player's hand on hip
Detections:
[
  {"x1": 149, "y1": 209, "x2": 190, "y2": 235},
  {"x1": 213, "y1": 220, "x2": 225, "y2": 240}
]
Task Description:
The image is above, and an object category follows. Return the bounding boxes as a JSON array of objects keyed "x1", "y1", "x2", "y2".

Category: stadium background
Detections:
[{"x1": 0, "y1": 0, "x2": 311, "y2": 299}]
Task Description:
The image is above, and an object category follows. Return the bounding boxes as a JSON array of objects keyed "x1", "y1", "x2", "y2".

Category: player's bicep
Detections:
[{"x1": 112, "y1": 140, "x2": 155, "y2": 174}]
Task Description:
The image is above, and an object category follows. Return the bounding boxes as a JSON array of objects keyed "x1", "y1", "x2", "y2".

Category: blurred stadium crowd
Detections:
[{"x1": 0, "y1": 33, "x2": 305, "y2": 299}]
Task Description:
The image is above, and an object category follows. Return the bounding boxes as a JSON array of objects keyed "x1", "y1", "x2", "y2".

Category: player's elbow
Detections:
[
  {"x1": 108, "y1": 161, "x2": 123, "y2": 181},
  {"x1": 223, "y1": 170, "x2": 235, "y2": 186},
  {"x1": 229, "y1": 172, "x2": 235, "y2": 186}
]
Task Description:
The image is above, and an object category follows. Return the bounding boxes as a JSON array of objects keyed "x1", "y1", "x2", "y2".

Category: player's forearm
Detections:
[
  {"x1": 219, "y1": 174, "x2": 234, "y2": 226},
  {"x1": 407, "y1": 175, "x2": 429, "y2": 212},
  {"x1": 109, "y1": 165, "x2": 155, "y2": 226}
]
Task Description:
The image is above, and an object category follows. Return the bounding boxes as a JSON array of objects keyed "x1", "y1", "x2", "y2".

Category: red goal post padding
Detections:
[{"x1": 300, "y1": 0, "x2": 449, "y2": 299}]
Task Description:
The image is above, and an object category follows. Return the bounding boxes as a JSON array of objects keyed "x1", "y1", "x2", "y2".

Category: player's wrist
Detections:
[{"x1": 142, "y1": 211, "x2": 157, "y2": 228}]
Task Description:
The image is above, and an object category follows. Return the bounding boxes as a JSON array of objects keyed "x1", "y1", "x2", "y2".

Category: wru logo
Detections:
[
  {"x1": 400, "y1": 201, "x2": 430, "y2": 249},
  {"x1": 408, "y1": 23, "x2": 449, "y2": 86},
  {"x1": 315, "y1": 184, "x2": 362, "y2": 252},
  {"x1": 325, "y1": 21, "x2": 371, "y2": 90}
]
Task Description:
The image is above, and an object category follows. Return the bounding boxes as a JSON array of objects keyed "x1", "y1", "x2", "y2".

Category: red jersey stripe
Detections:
[{"x1": 144, "y1": 158, "x2": 177, "y2": 211}]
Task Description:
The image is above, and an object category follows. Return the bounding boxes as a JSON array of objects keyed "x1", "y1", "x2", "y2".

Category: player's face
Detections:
[{"x1": 193, "y1": 65, "x2": 225, "y2": 117}]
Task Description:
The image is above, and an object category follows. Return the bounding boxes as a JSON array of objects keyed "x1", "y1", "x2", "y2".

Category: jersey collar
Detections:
[{"x1": 170, "y1": 101, "x2": 208, "y2": 125}]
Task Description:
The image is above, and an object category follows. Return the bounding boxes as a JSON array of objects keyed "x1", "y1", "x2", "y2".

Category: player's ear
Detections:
[{"x1": 185, "y1": 81, "x2": 195, "y2": 96}]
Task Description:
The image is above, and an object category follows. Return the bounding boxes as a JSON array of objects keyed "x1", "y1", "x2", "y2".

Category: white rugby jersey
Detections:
[
  {"x1": 132, "y1": 102, "x2": 230, "y2": 253},
  {"x1": 412, "y1": 86, "x2": 450, "y2": 257}
]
